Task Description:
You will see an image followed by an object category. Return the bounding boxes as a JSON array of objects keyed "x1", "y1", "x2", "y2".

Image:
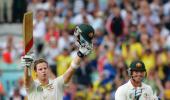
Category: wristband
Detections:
[
  {"x1": 71, "y1": 61, "x2": 79, "y2": 69},
  {"x1": 77, "y1": 51, "x2": 84, "y2": 58}
]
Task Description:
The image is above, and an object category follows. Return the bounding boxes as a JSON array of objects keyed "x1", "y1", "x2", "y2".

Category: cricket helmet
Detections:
[
  {"x1": 129, "y1": 60, "x2": 146, "y2": 71},
  {"x1": 74, "y1": 24, "x2": 95, "y2": 43},
  {"x1": 127, "y1": 60, "x2": 147, "y2": 77}
]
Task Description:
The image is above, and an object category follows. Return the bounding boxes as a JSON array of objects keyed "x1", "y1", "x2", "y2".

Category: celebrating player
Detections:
[
  {"x1": 115, "y1": 60, "x2": 159, "y2": 100},
  {"x1": 21, "y1": 24, "x2": 94, "y2": 100}
]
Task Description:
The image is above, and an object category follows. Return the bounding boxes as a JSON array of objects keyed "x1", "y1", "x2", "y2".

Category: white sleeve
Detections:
[
  {"x1": 147, "y1": 86, "x2": 157, "y2": 99},
  {"x1": 26, "y1": 81, "x2": 36, "y2": 93},
  {"x1": 54, "y1": 75, "x2": 65, "y2": 90},
  {"x1": 115, "y1": 86, "x2": 126, "y2": 100},
  {"x1": 148, "y1": 86, "x2": 154, "y2": 94}
]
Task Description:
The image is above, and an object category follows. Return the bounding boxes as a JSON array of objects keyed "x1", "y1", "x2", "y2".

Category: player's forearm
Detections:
[
  {"x1": 71, "y1": 56, "x2": 82, "y2": 67},
  {"x1": 63, "y1": 56, "x2": 81, "y2": 83},
  {"x1": 24, "y1": 67, "x2": 33, "y2": 88}
]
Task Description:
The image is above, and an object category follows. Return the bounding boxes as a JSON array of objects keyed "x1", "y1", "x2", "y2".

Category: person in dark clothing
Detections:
[
  {"x1": 110, "y1": 6, "x2": 124, "y2": 37},
  {"x1": 9, "y1": 88, "x2": 25, "y2": 100}
]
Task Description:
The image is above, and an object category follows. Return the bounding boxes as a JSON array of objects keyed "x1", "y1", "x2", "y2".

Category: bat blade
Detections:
[{"x1": 23, "y1": 12, "x2": 33, "y2": 55}]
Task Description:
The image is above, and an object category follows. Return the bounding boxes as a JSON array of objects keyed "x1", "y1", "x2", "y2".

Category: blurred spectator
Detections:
[
  {"x1": 73, "y1": 8, "x2": 94, "y2": 25},
  {"x1": 46, "y1": 8, "x2": 56, "y2": 22},
  {"x1": 122, "y1": 10, "x2": 134, "y2": 35},
  {"x1": 139, "y1": 25, "x2": 150, "y2": 48},
  {"x1": 56, "y1": 0, "x2": 72, "y2": 17},
  {"x1": 58, "y1": 30, "x2": 74, "y2": 52},
  {"x1": 163, "y1": 52, "x2": 170, "y2": 81},
  {"x1": 164, "y1": 80, "x2": 170, "y2": 99},
  {"x1": 139, "y1": 0, "x2": 160, "y2": 35},
  {"x1": 2, "y1": 46, "x2": 13, "y2": 64},
  {"x1": 150, "y1": 0, "x2": 162, "y2": 16},
  {"x1": 65, "y1": 8, "x2": 75, "y2": 24},
  {"x1": 94, "y1": 28, "x2": 104, "y2": 47},
  {"x1": 145, "y1": 68, "x2": 164, "y2": 98},
  {"x1": 75, "y1": 57, "x2": 92, "y2": 86},
  {"x1": 33, "y1": 9, "x2": 46, "y2": 39},
  {"x1": 106, "y1": 5, "x2": 124, "y2": 37},
  {"x1": 9, "y1": 87, "x2": 25, "y2": 100},
  {"x1": 163, "y1": 0, "x2": 170, "y2": 30},
  {"x1": 2, "y1": 35, "x2": 18, "y2": 64},
  {"x1": 55, "y1": 48, "x2": 72, "y2": 76},
  {"x1": 73, "y1": 0, "x2": 85, "y2": 14},
  {"x1": 62, "y1": 16, "x2": 75, "y2": 31},
  {"x1": 98, "y1": 0, "x2": 108, "y2": 12},
  {"x1": 0, "y1": 0, "x2": 13, "y2": 23},
  {"x1": 91, "y1": 10, "x2": 104, "y2": 30},
  {"x1": 122, "y1": 34, "x2": 143, "y2": 65},
  {"x1": 9, "y1": 78, "x2": 27, "y2": 99},
  {"x1": 100, "y1": 63, "x2": 117, "y2": 86},
  {"x1": 44, "y1": 22, "x2": 59, "y2": 43},
  {"x1": 155, "y1": 49, "x2": 168, "y2": 80},
  {"x1": 0, "y1": 81, "x2": 5, "y2": 100},
  {"x1": 63, "y1": 81, "x2": 77, "y2": 100},
  {"x1": 141, "y1": 49, "x2": 155, "y2": 72},
  {"x1": 119, "y1": 0, "x2": 133, "y2": 10},
  {"x1": 27, "y1": 0, "x2": 42, "y2": 16},
  {"x1": 33, "y1": 9, "x2": 46, "y2": 57},
  {"x1": 12, "y1": 0, "x2": 27, "y2": 23},
  {"x1": 43, "y1": 0, "x2": 56, "y2": 11},
  {"x1": 44, "y1": 37, "x2": 60, "y2": 78},
  {"x1": 87, "y1": 0, "x2": 99, "y2": 13},
  {"x1": 150, "y1": 25, "x2": 165, "y2": 52}
]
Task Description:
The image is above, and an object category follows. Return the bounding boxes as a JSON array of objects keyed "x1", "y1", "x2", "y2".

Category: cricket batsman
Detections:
[
  {"x1": 21, "y1": 24, "x2": 95, "y2": 100},
  {"x1": 115, "y1": 60, "x2": 159, "y2": 100}
]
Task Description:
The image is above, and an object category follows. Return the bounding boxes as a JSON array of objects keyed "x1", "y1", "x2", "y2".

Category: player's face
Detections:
[
  {"x1": 36, "y1": 62, "x2": 48, "y2": 81},
  {"x1": 132, "y1": 70, "x2": 145, "y2": 83}
]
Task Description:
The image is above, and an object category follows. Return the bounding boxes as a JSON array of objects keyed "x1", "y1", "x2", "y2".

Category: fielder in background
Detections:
[
  {"x1": 115, "y1": 60, "x2": 159, "y2": 100},
  {"x1": 21, "y1": 24, "x2": 94, "y2": 100}
]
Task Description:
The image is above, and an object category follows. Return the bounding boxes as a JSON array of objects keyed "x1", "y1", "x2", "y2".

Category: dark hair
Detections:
[{"x1": 33, "y1": 58, "x2": 48, "y2": 71}]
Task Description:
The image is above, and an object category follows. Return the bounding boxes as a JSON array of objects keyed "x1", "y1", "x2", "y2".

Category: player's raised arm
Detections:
[
  {"x1": 63, "y1": 24, "x2": 95, "y2": 84},
  {"x1": 21, "y1": 55, "x2": 34, "y2": 90}
]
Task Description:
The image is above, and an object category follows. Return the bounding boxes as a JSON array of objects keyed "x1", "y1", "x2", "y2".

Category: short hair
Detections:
[{"x1": 33, "y1": 58, "x2": 48, "y2": 71}]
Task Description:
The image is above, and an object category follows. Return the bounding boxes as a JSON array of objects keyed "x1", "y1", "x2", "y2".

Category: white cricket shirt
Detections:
[
  {"x1": 27, "y1": 75, "x2": 65, "y2": 100},
  {"x1": 115, "y1": 80, "x2": 155, "y2": 100}
]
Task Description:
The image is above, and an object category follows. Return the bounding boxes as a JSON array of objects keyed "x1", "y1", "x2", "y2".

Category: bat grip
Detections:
[
  {"x1": 25, "y1": 60, "x2": 33, "y2": 77},
  {"x1": 28, "y1": 67, "x2": 32, "y2": 76}
]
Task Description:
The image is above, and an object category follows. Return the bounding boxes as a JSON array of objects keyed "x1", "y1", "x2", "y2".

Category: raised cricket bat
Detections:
[
  {"x1": 23, "y1": 11, "x2": 33, "y2": 55},
  {"x1": 22, "y1": 12, "x2": 34, "y2": 76}
]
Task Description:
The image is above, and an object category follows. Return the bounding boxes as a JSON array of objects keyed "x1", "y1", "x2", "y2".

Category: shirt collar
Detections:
[
  {"x1": 35, "y1": 79, "x2": 53, "y2": 87},
  {"x1": 127, "y1": 80, "x2": 145, "y2": 89}
]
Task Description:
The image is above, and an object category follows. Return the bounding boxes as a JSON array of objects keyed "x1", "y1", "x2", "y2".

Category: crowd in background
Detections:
[{"x1": 0, "y1": 0, "x2": 170, "y2": 99}]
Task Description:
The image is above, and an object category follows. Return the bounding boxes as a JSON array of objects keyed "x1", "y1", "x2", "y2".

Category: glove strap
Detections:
[{"x1": 77, "y1": 51, "x2": 84, "y2": 58}]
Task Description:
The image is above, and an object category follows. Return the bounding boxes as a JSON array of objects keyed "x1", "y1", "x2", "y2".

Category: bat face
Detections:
[{"x1": 23, "y1": 12, "x2": 33, "y2": 55}]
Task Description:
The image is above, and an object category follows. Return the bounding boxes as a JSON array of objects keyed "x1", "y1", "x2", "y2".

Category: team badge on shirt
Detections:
[
  {"x1": 129, "y1": 92, "x2": 135, "y2": 99},
  {"x1": 47, "y1": 84, "x2": 54, "y2": 90},
  {"x1": 37, "y1": 86, "x2": 43, "y2": 92}
]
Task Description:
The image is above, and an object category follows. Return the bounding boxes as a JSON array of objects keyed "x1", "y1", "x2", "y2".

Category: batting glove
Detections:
[
  {"x1": 21, "y1": 54, "x2": 34, "y2": 67},
  {"x1": 77, "y1": 41, "x2": 93, "y2": 57}
]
